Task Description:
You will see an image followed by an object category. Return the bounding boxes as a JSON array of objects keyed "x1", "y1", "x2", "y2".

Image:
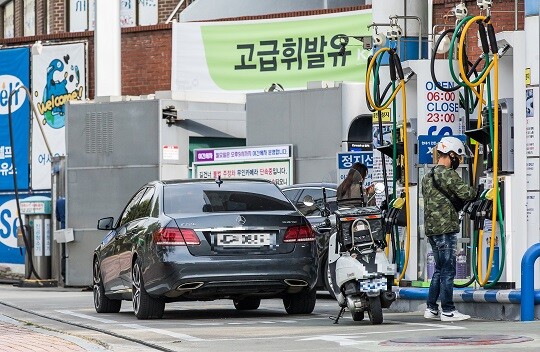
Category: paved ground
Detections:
[
  {"x1": 0, "y1": 284, "x2": 539, "y2": 352},
  {"x1": 0, "y1": 313, "x2": 103, "y2": 351}
]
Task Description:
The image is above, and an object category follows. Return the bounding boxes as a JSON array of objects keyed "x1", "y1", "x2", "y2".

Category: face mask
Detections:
[{"x1": 450, "y1": 154, "x2": 460, "y2": 170}]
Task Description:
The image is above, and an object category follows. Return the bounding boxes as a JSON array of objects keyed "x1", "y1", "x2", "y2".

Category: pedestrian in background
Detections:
[{"x1": 337, "y1": 162, "x2": 374, "y2": 205}]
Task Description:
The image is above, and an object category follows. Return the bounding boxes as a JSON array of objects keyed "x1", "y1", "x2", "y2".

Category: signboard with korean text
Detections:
[
  {"x1": 31, "y1": 43, "x2": 86, "y2": 190},
  {"x1": 337, "y1": 152, "x2": 374, "y2": 186},
  {"x1": 526, "y1": 88, "x2": 539, "y2": 157},
  {"x1": 193, "y1": 145, "x2": 293, "y2": 186},
  {"x1": 0, "y1": 195, "x2": 25, "y2": 265},
  {"x1": 418, "y1": 134, "x2": 467, "y2": 164},
  {"x1": 172, "y1": 10, "x2": 372, "y2": 92},
  {"x1": 69, "y1": 0, "x2": 158, "y2": 32},
  {"x1": 527, "y1": 192, "x2": 540, "y2": 246},
  {"x1": 0, "y1": 48, "x2": 30, "y2": 191}
]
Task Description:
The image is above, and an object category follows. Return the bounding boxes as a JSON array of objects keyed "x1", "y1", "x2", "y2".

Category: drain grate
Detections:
[{"x1": 381, "y1": 335, "x2": 533, "y2": 346}]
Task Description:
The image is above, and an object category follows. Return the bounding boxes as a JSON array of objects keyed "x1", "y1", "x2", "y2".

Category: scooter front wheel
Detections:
[
  {"x1": 367, "y1": 296, "x2": 383, "y2": 325},
  {"x1": 351, "y1": 310, "x2": 364, "y2": 321}
]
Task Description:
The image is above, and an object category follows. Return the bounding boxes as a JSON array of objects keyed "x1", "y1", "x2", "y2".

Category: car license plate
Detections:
[{"x1": 216, "y1": 233, "x2": 272, "y2": 247}]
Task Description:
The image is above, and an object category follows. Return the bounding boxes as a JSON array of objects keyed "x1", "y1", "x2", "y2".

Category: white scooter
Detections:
[{"x1": 325, "y1": 184, "x2": 397, "y2": 324}]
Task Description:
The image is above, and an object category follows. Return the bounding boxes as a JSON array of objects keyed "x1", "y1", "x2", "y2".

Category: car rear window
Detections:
[{"x1": 164, "y1": 182, "x2": 296, "y2": 213}]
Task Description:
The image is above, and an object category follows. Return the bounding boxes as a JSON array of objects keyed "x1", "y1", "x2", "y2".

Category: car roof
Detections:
[
  {"x1": 281, "y1": 182, "x2": 337, "y2": 190},
  {"x1": 160, "y1": 178, "x2": 274, "y2": 185}
]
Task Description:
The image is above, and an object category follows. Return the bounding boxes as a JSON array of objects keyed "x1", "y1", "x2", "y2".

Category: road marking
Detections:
[
  {"x1": 121, "y1": 324, "x2": 204, "y2": 342},
  {"x1": 300, "y1": 335, "x2": 377, "y2": 346},
  {"x1": 299, "y1": 325, "x2": 466, "y2": 346},
  {"x1": 56, "y1": 310, "x2": 118, "y2": 324},
  {"x1": 56, "y1": 310, "x2": 204, "y2": 342}
]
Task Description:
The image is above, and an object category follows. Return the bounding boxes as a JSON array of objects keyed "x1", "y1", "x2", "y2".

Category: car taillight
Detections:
[
  {"x1": 283, "y1": 225, "x2": 315, "y2": 243},
  {"x1": 153, "y1": 228, "x2": 200, "y2": 246}
]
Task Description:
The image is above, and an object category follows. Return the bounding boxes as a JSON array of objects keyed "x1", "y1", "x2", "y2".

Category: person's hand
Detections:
[{"x1": 365, "y1": 184, "x2": 375, "y2": 195}]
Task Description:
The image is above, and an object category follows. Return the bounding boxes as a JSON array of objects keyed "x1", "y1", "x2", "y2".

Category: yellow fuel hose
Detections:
[
  {"x1": 366, "y1": 47, "x2": 411, "y2": 284},
  {"x1": 457, "y1": 16, "x2": 500, "y2": 286},
  {"x1": 472, "y1": 83, "x2": 485, "y2": 182}
]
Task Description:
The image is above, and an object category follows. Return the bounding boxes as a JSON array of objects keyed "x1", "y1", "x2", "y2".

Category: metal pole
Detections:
[
  {"x1": 520, "y1": 243, "x2": 540, "y2": 321},
  {"x1": 390, "y1": 15, "x2": 423, "y2": 59},
  {"x1": 166, "y1": 0, "x2": 187, "y2": 23}
]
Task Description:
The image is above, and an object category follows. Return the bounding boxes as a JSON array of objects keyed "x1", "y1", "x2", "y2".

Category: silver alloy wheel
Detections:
[
  {"x1": 132, "y1": 262, "x2": 141, "y2": 315},
  {"x1": 93, "y1": 260, "x2": 101, "y2": 308}
]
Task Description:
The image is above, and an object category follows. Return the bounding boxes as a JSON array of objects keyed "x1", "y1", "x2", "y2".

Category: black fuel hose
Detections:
[{"x1": 8, "y1": 88, "x2": 42, "y2": 281}]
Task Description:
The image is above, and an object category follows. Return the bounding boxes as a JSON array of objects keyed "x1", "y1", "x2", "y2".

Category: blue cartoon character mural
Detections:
[
  {"x1": 44, "y1": 59, "x2": 68, "y2": 122},
  {"x1": 36, "y1": 53, "x2": 83, "y2": 129}
]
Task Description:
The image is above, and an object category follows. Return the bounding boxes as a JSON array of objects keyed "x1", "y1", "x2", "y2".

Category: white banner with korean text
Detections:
[
  {"x1": 172, "y1": 9, "x2": 372, "y2": 92},
  {"x1": 193, "y1": 145, "x2": 293, "y2": 186}
]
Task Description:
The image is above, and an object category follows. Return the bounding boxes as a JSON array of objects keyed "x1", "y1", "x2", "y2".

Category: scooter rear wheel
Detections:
[{"x1": 367, "y1": 296, "x2": 383, "y2": 325}]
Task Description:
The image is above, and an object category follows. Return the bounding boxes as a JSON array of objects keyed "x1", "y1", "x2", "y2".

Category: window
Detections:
[
  {"x1": 118, "y1": 187, "x2": 147, "y2": 227},
  {"x1": 164, "y1": 182, "x2": 295, "y2": 214},
  {"x1": 69, "y1": 0, "x2": 159, "y2": 33},
  {"x1": 294, "y1": 187, "x2": 337, "y2": 217},
  {"x1": 3, "y1": 1, "x2": 14, "y2": 39},
  {"x1": 136, "y1": 187, "x2": 156, "y2": 218},
  {"x1": 23, "y1": 0, "x2": 35, "y2": 36}
]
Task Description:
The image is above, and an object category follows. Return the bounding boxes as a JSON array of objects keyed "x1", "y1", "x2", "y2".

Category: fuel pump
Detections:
[
  {"x1": 7, "y1": 85, "x2": 56, "y2": 286},
  {"x1": 430, "y1": 0, "x2": 510, "y2": 288},
  {"x1": 366, "y1": 42, "x2": 415, "y2": 284},
  {"x1": 18, "y1": 196, "x2": 53, "y2": 281}
]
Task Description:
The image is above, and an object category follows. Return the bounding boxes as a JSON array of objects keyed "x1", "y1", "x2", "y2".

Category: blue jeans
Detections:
[{"x1": 427, "y1": 233, "x2": 457, "y2": 313}]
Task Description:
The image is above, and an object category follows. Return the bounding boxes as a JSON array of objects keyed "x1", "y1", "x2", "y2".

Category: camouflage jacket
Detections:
[{"x1": 422, "y1": 165, "x2": 476, "y2": 236}]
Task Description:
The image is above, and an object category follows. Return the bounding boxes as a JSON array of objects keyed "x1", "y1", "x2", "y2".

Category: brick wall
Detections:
[
  {"x1": 36, "y1": 0, "x2": 46, "y2": 35},
  {"x1": 0, "y1": 5, "x2": 4, "y2": 37},
  {"x1": 14, "y1": 0, "x2": 22, "y2": 37},
  {"x1": 432, "y1": 0, "x2": 524, "y2": 59},
  {"x1": 158, "y1": 0, "x2": 180, "y2": 22},
  {"x1": 0, "y1": 25, "x2": 172, "y2": 98},
  {"x1": 120, "y1": 27, "x2": 172, "y2": 96},
  {"x1": 50, "y1": 0, "x2": 64, "y2": 33}
]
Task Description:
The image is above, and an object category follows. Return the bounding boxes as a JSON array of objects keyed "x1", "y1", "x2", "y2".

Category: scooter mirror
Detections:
[
  {"x1": 373, "y1": 182, "x2": 385, "y2": 195},
  {"x1": 302, "y1": 195, "x2": 315, "y2": 207}
]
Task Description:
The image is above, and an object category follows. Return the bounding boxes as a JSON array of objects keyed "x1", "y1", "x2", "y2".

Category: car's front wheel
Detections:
[
  {"x1": 93, "y1": 259, "x2": 121, "y2": 313},
  {"x1": 283, "y1": 289, "x2": 316, "y2": 314},
  {"x1": 132, "y1": 257, "x2": 165, "y2": 319}
]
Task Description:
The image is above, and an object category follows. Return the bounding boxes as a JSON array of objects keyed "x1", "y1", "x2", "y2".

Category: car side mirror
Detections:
[
  {"x1": 302, "y1": 195, "x2": 315, "y2": 207},
  {"x1": 373, "y1": 182, "x2": 385, "y2": 194},
  {"x1": 97, "y1": 217, "x2": 114, "y2": 230}
]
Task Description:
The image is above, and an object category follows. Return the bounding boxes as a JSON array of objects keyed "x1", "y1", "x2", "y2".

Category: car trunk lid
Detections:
[{"x1": 169, "y1": 211, "x2": 312, "y2": 256}]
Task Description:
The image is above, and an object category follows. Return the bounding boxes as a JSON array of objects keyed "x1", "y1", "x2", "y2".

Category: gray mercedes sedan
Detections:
[{"x1": 92, "y1": 178, "x2": 318, "y2": 319}]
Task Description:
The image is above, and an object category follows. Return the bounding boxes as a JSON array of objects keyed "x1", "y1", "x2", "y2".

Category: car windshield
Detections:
[{"x1": 164, "y1": 181, "x2": 296, "y2": 214}]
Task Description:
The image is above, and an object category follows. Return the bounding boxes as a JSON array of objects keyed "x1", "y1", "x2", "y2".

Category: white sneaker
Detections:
[
  {"x1": 441, "y1": 310, "x2": 471, "y2": 322},
  {"x1": 424, "y1": 308, "x2": 440, "y2": 320}
]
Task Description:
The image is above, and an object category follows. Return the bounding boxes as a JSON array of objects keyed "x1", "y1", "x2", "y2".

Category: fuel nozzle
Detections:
[
  {"x1": 455, "y1": 2, "x2": 468, "y2": 21},
  {"x1": 477, "y1": 0, "x2": 493, "y2": 11},
  {"x1": 404, "y1": 69, "x2": 416, "y2": 84},
  {"x1": 498, "y1": 44, "x2": 511, "y2": 58},
  {"x1": 474, "y1": 188, "x2": 494, "y2": 230}
]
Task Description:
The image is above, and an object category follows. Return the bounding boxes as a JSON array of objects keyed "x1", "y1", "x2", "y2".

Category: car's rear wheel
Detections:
[
  {"x1": 233, "y1": 297, "x2": 261, "y2": 310},
  {"x1": 93, "y1": 259, "x2": 121, "y2": 313},
  {"x1": 283, "y1": 288, "x2": 316, "y2": 314},
  {"x1": 132, "y1": 257, "x2": 165, "y2": 319}
]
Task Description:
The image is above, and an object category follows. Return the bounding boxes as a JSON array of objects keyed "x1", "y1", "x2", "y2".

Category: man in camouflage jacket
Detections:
[{"x1": 422, "y1": 136, "x2": 476, "y2": 322}]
